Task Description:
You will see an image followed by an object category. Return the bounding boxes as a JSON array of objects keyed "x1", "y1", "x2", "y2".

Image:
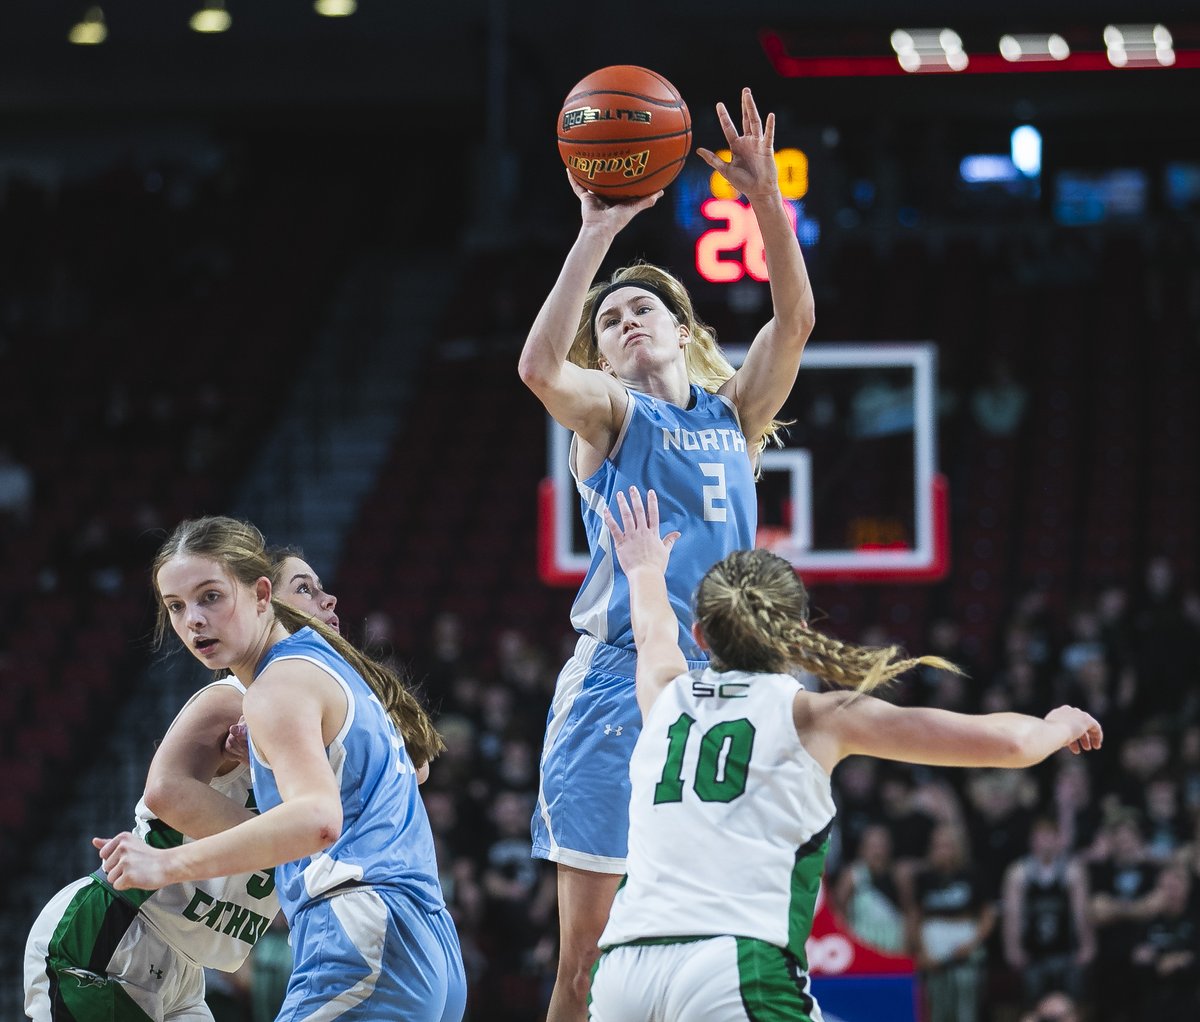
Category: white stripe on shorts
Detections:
[
  {"x1": 536, "y1": 637, "x2": 597, "y2": 861},
  {"x1": 302, "y1": 888, "x2": 388, "y2": 1021}
]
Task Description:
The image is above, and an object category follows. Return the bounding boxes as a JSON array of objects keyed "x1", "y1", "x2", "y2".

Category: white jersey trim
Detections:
[
  {"x1": 161, "y1": 677, "x2": 252, "y2": 797},
  {"x1": 571, "y1": 477, "x2": 616, "y2": 642},
  {"x1": 546, "y1": 846, "x2": 627, "y2": 874},
  {"x1": 536, "y1": 640, "x2": 593, "y2": 864},
  {"x1": 247, "y1": 653, "x2": 356, "y2": 764},
  {"x1": 567, "y1": 390, "x2": 637, "y2": 484}
]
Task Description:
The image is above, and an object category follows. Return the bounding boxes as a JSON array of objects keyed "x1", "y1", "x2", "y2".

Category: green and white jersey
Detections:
[
  {"x1": 599, "y1": 668, "x2": 835, "y2": 961},
  {"x1": 94, "y1": 679, "x2": 280, "y2": 972}
]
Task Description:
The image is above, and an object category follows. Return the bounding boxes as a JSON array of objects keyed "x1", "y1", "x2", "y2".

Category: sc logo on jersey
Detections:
[{"x1": 691, "y1": 680, "x2": 749, "y2": 699}]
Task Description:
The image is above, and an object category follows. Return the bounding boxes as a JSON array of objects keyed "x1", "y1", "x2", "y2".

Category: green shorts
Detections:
[{"x1": 24, "y1": 877, "x2": 210, "y2": 1022}]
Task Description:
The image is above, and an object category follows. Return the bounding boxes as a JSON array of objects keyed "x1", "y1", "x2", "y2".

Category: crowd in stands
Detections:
[
  {"x1": 335, "y1": 551, "x2": 1195, "y2": 1022},
  {"x1": 3, "y1": 148, "x2": 1198, "y2": 1021}
]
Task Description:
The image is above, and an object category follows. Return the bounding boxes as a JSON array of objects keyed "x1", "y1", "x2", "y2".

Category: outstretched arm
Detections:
[
  {"x1": 96, "y1": 662, "x2": 344, "y2": 890},
  {"x1": 143, "y1": 683, "x2": 256, "y2": 839},
  {"x1": 518, "y1": 176, "x2": 660, "y2": 452},
  {"x1": 797, "y1": 692, "x2": 1102, "y2": 775},
  {"x1": 705, "y1": 88, "x2": 815, "y2": 446},
  {"x1": 602, "y1": 487, "x2": 686, "y2": 716}
]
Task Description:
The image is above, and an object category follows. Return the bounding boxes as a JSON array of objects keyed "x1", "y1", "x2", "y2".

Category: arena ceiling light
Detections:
[
  {"x1": 998, "y1": 33, "x2": 1070, "y2": 63},
  {"x1": 68, "y1": 6, "x2": 107, "y2": 45},
  {"x1": 314, "y1": 0, "x2": 357, "y2": 15},
  {"x1": 760, "y1": 24, "x2": 1200, "y2": 77},
  {"x1": 190, "y1": 0, "x2": 231, "y2": 34},
  {"x1": 1104, "y1": 24, "x2": 1175, "y2": 67},
  {"x1": 890, "y1": 28, "x2": 968, "y2": 73}
]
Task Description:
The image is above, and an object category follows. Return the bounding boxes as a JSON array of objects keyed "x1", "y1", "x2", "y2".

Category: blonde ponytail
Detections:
[{"x1": 695, "y1": 548, "x2": 962, "y2": 692}]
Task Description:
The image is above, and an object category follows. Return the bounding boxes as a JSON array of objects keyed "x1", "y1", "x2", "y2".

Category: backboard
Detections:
[{"x1": 538, "y1": 342, "x2": 949, "y2": 585}]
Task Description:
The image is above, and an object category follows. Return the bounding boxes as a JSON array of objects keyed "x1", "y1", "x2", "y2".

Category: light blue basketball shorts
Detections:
[
  {"x1": 278, "y1": 884, "x2": 466, "y2": 1022},
  {"x1": 532, "y1": 634, "x2": 708, "y2": 873}
]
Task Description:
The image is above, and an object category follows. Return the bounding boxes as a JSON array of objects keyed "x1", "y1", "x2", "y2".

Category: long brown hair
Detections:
[
  {"x1": 568, "y1": 261, "x2": 788, "y2": 462},
  {"x1": 153, "y1": 517, "x2": 443, "y2": 766},
  {"x1": 694, "y1": 548, "x2": 961, "y2": 693}
]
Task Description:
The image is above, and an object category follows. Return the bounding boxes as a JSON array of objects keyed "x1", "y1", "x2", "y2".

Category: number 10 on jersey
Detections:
[{"x1": 653, "y1": 713, "x2": 756, "y2": 805}]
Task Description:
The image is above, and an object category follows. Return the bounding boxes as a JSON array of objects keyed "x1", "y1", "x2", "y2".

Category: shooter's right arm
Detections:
[{"x1": 517, "y1": 176, "x2": 658, "y2": 451}]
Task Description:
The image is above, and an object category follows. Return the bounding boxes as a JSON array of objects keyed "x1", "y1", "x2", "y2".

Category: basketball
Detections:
[{"x1": 556, "y1": 65, "x2": 691, "y2": 200}]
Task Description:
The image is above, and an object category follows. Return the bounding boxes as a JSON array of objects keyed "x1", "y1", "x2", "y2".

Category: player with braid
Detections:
[{"x1": 587, "y1": 487, "x2": 1103, "y2": 1022}]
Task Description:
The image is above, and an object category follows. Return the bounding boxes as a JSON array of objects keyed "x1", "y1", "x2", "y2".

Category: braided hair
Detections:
[{"x1": 694, "y1": 548, "x2": 961, "y2": 693}]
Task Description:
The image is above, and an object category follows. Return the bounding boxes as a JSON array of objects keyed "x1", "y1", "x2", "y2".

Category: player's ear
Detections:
[{"x1": 691, "y1": 622, "x2": 709, "y2": 651}]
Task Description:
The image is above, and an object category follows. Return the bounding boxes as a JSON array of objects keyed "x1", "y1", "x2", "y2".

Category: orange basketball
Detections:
[{"x1": 557, "y1": 65, "x2": 691, "y2": 200}]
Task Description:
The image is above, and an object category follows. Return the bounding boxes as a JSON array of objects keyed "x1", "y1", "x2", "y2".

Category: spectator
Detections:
[
  {"x1": 1130, "y1": 864, "x2": 1200, "y2": 1017},
  {"x1": 1089, "y1": 809, "x2": 1160, "y2": 1022},
  {"x1": 904, "y1": 823, "x2": 996, "y2": 1022},
  {"x1": 1133, "y1": 556, "x2": 1199, "y2": 720},
  {"x1": 1060, "y1": 603, "x2": 1106, "y2": 675},
  {"x1": 1052, "y1": 757, "x2": 1104, "y2": 854},
  {"x1": 829, "y1": 755, "x2": 884, "y2": 866},
  {"x1": 965, "y1": 768, "x2": 1037, "y2": 900},
  {"x1": 1143, "y1": 773, "x2": 1188, "y2": 862},
  {"x1": 834, "y1": 823, "x2": 907, "y2": 953},
  {"x1": 479, "y1": 790, "x2": 556, "y2": 1020},
  {"x1": 1110, "y1": 730, "x2": 1172, "y2": 811},
  {"x1": 1096, "y1": 583, "x2": 1134, "y2": 667},
  {"x1": 1002, "y1": 658, "x2": 1045, "y2": 717},
  {"x1": 1002, "y1": 817, "x2": 1095, "y2": 1004},
  {"x1": 878, "y1": 768, "x2": 939, "y2": 865}
]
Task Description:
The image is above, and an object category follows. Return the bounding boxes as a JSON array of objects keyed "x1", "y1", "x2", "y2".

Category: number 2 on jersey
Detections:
[
  {"x1": 699, "y1": 462, "x2": 727, "y2": 522},
  {"x1": 653, "y1": 712, "x2": 756, "y2": 804}
]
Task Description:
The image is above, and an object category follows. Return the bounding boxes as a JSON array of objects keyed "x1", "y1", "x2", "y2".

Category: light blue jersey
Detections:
[
  {"x1": 249, "y1": 628, "x2": 464, "y2": 1021},
  {"x1": 572, "y1": 385, "x2": 758, "y2": 659},
  {"x1": 535, "y1": 386, "x2": 760, "y2": 871},
  {"x1": 248, "y1": 628, "x2": 443, "y2": 916}
]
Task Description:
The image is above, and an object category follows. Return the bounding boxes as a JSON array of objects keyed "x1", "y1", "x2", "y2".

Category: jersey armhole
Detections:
[
  {"x1": 572, "y1": 389, "x2": 637, "y2": 483},
  {"x1": 162, "y1": 677, "x2": 247, "y2": 741},
  {"x1": 247, "y1": 655, "x2": 356, "y2": 767},
  {"x1": 784, "y1": 679, "x2": 834, "y2": 780},
  {"x1": 712, "y1": 391, "x2": 744, "y2": 432}
]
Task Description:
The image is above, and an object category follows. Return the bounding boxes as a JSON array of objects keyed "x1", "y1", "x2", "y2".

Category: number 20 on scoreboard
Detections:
[{"x1": 695, "y1": 147, "x2": 808, "y2": 284}]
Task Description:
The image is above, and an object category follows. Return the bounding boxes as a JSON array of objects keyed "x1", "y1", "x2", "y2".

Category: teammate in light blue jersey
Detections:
[
  {"x1": 519, "y1": 87, "x2": 817, "y2": 1021},
  {"x1": 24, "y1": 547, "x2": 340, "y2": 1022},
  {"x1": 93, "y1": 517, "x2": 465, "y2": 1022}
]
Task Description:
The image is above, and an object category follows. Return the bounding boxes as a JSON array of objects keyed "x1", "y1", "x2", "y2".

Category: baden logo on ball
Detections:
[{"x1": 557, "y1": 65, "x2": 692, "y2": 200}]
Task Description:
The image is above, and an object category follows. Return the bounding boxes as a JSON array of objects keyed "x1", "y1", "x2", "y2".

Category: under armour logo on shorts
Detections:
[{"x1": 603, "y1": 724, "x2": 624, "y2": 736}]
